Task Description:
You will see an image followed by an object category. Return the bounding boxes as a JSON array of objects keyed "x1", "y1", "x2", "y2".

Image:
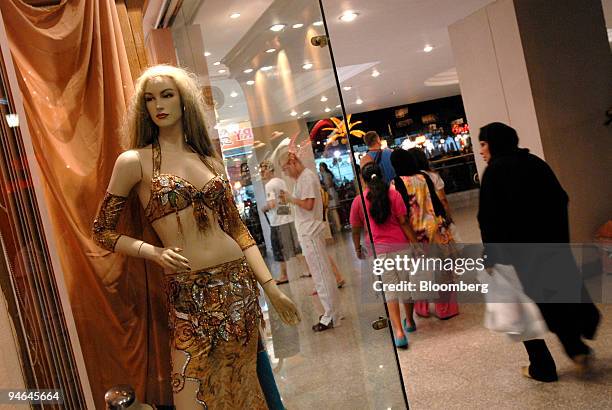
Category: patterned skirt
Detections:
[{"x1": 164, "y1": 257, "x2": 266, "y2": 409}]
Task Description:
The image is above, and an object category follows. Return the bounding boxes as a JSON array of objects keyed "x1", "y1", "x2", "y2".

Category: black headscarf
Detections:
[{"x1": 478, "y1": 122, "x2": 520, "y2": 158}]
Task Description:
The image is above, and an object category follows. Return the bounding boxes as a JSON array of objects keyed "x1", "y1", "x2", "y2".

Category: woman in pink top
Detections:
[{"x1": 350, "y1": 163, "x2": 417, "y2": 349}]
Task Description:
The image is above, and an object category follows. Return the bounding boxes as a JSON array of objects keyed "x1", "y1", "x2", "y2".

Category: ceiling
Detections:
[{"x1": 162, "y1": 0, "x2": 611, "y2": 128}]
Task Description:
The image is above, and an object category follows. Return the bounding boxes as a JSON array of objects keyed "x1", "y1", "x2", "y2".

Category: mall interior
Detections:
[{"x1": 0, "y1": 0, "x2": 610, "y2": 409}]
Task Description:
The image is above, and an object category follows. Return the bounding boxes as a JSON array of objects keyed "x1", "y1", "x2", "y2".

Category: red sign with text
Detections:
[{"x1": 219, "y1": 124, "x2": 254, "y2": 151}]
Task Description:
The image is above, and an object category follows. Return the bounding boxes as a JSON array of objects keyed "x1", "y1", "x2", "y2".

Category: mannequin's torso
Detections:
[{"x1": 132, "y1": 145, "x2": 243, "y2": 271}]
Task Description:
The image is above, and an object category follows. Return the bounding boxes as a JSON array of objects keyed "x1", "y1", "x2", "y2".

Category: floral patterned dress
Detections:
[
  {"x1": 396, "y1": 174, "x2": 459, "y2": 319},
  {"x1": 397, "y1": 175, "x2": 452, "y2": 244}
]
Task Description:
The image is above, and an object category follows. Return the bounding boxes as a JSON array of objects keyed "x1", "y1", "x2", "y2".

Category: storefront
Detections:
[{"x1": 0, "y1": 0, "x2": 609, "y2": 409}]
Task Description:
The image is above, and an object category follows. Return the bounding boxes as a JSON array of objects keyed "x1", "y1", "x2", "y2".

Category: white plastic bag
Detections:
[{"x1": 477, "y1": 264, "x2": 548, "y2": 342}]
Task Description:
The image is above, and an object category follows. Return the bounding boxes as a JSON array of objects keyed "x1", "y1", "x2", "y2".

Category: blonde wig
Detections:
[{"x1": 124, "y1": 64, "x2": 217, "y2": 159}]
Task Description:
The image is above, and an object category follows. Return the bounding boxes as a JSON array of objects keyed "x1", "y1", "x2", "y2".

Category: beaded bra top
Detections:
[{"x1": 144, "y1": 138, "x2": 230, "y2": 238}]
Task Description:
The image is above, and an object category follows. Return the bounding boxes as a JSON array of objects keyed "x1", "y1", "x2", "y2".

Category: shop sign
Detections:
[{"x1": 219, "y1": 122, "x2": 254, "y2": 152}]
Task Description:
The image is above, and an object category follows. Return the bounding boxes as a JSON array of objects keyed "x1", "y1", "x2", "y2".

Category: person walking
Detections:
[
  {"x1": 260, "y1": 160, "x2": 304, "y2": 284},
  {"x1": 359, "y1": 131, "x2": 396, "y2": 183},
  {"x1": 477, "y1": 122, "x2": 600, "y2": 382},
  {"x1": 279, "y1": 152, "x2": 342, "y2": 332},
  {"x1": 350, "y1": 163, "x2": 417, "y2": 348},
  {"x1": 391, "y1": 148, "x2": 459, "y2": 321}
]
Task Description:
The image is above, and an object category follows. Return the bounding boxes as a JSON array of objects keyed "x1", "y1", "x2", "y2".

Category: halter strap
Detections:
[{"x1": 152, "y1": 137, "x2": 162, "y2": 177}]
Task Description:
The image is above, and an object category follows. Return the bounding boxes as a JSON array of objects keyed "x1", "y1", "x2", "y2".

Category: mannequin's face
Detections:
[
  {"x1": 144, "y1": 76, "x2": 183, "y2": 128},
  {"x1": 479, "y1": 141, "x2": 491, "y2": 163}
]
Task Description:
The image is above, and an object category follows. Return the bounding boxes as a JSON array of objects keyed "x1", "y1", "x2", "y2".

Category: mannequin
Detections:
[{"x1": 92, "y1": 65, "x2": 300, "y2": 409}]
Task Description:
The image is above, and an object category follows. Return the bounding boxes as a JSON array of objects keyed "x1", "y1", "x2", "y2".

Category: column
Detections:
[{"x1": 449, "y1": 0, "x2": 612, "y2": 241}]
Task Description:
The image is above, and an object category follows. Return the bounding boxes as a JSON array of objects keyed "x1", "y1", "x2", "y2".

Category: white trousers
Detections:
[{"x1": 299, "y1": 230, "x2": 340, "y2": 326}]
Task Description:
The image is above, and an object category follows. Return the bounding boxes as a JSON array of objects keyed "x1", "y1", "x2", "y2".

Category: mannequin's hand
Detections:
[
  {"x1": 264, "y1": 283, "x2": 301, "y2": 325},
  {"x1": 154, "y1": 247, "x2": 191, "y2": 272}
]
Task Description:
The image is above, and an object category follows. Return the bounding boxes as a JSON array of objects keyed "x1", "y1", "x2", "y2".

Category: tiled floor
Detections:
[{"x1": 262, "y1": 191, "x2": 611, "y2": 409}]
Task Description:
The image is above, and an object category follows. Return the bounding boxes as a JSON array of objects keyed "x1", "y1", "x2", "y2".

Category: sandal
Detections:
[
  {"x1": 312, "y1": 321, "x2": 334, "y2": 332},
  {"x1": 402, "y1": 318, "x2": 417, "y2": 333},
  {"x1": 521, "y1": 366, "x2": 558, "y2": 382},
  {"x1": 276, "y1": 279, "x2": 289, "y2": 285},
  {"x1": 394, "y1": 335, "x2": 408, "y2": 349}
]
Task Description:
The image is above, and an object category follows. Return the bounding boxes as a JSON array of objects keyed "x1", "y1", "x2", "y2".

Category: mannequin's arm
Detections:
[
  {"x1": 92, "y1": 150, "x2": 190, "y2": 271},
  {"x1": 93, "y1": 150, "x2": 144, "y2": 255},
  {"x1": 222, "y1": 186, "x2": 258, "y2": 251},
  {"x1": 243, "y1": 245, "x2": 300, "y2": 325},
  {"x1": 220, "y1": 185, "x2": 300, "y2": 324}
]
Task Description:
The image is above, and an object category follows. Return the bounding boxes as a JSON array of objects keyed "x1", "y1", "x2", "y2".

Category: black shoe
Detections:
[
  {"x1": 522, "y1": 366, "x2": 558, "y2": 382},
  {"x1": 312, "y1": 321, "x2": 333, "y2": 332}
]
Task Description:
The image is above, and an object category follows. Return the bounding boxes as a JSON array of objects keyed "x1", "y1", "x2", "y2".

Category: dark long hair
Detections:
[
  {"x1": 319, "y1": 162, "x2": 335, "y2": 183},
  {"x1": 390, "y1": 148, "x2": 447, "y2": 220},
  {"x1": 409, "y1": 147, "x2": 431, "y2": 171},
  {"x1": 362, "y1": 163, "x2": 391, "y2": 225}
]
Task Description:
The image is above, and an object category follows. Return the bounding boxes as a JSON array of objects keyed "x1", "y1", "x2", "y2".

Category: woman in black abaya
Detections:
[{"x1": 477, "y1": 122, "x2": 600, "y2": 382}]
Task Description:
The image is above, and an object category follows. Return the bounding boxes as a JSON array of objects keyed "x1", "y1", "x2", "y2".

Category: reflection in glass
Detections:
[{"x1": 168, "y1": 0, "x2": 407, "y2": 408}]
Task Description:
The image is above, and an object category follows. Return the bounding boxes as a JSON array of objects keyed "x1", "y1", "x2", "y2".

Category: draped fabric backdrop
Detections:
[{"x1": 0, "y1": 1, "x2": 171, "y2": 408}]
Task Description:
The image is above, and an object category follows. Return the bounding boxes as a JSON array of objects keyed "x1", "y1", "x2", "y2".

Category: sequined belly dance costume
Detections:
[{"x1": 93, "y1": 138, "x2": 266, "y2": 409}]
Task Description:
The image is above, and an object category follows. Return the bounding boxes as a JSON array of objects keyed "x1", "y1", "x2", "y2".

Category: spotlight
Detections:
[
  {"x1": 339, "y1": 11, "x2": 359, "y2": 22},
  {"x1": 269, "y1": 24, "x2": 286, "y2": 32}
]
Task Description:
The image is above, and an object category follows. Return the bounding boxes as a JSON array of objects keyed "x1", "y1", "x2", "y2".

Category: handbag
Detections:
[{"x1": 477, "y1": 264, "x2": 548, "y2": 342}]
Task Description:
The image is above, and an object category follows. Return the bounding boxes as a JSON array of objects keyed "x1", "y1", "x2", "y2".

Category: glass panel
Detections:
[{"x1": 171, "y1": 0, "x2": 406, "y2": 408}]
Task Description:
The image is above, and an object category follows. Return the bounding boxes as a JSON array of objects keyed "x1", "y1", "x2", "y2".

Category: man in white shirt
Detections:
[
  {"x1": 279, "y1": 152, "x2": 341, "y2": 331},
  {"x1": 259, "y1": 160, "x2": 303, "y2": 284}
]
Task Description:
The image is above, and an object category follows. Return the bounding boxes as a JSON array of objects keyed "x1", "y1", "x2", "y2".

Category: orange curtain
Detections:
[{"x1": 0, "y1": 0, "x2": 171, "y2": 408}]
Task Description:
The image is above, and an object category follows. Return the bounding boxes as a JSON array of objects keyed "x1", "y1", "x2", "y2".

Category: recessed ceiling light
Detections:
[
  {"x1": 423, "y1": 44, "x2": 434, "y2": 53},
  {"x1": 292, "y1": 23, "x2": 304, "y2": 29},
  {"x1": 302, "y1": 111, "x2": 310, "y2": 115},
  {"x1": 204, "y1": 51, "x2": 211, "y2": 57},
  {"x1": 324, "y1": 107, "x2": 331, "y2": 113},
  {"x1": 320, "y1": 96, "x2": 328, "y2": 102},
  {"x1": 213, "y1": 61, "x2": 221, "y2": 66},
  {"x1": 246, "y1": 80, "x2": 255, "y2": 85},
  {"x1": 266, "y1": 48, "x2": 276, "y2": 53},
  {"x1": 302, "y1": 63, "x2": 313, "y2": 70},
  {"x1": 218, "y1": 69, "x2": 227, "y2": 74},
  {"x1": 339, "y1": 11, "x2": 359, "y2": 22},
  {"x1": 371, "y1": 69, "x2": 380, "y2": 77},
  {"x1": 230, "y1": 91, "x2": 238, "y2": 98},
  {"x1": 313, "y1": 21, "x2": 323, "y2": 26},
  {"x1": 356, "y1": 98, "x2": 363, "y2": 104},
  {"x1": 230, "y1": 12, "x2": 241, "y2": 19},
  {"x1": 260, "y1": 66, "x2": 273, "y2": 71},
  {"x1": 229, "y1": 105, "x2": 233, "y2": 108},
  {"x1": 343, "y1": 86, "x2": 352, "y2": 91},
  {"x1": 290, "y1": 110, "x2": 297, "y2": 116},
  {"x1": 243, "y1": 68, "x2": 253, "y2": 74},
  {"x1": 269, "y1": 24, "x2": 286, "y2": 32}
]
